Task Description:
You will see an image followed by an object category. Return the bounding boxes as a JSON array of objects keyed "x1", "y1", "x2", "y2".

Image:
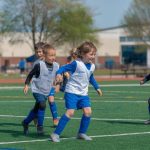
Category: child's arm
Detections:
[
  {"x1": 140, "y1": 74, "x2": 150, "y2": 85},
  {"x1": 23, "y1": 63, "x2": 40, "y2": 95},
  {"x1": 23, "y1": 84, "x2": 29, "y2": 95},
  {"x1": 89, "y1": 74, "x2": 103, "y2": 96},
  {"x1": 55, "y1": 61, "x2": 77, "y2": 84},
  {"x1": 56, "y1": 61, "x2": 77, "y2": 75}
]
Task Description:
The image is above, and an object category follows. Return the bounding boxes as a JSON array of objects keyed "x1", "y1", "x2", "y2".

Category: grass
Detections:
[{"x1": 0, "y1": 81, "x2": 150, "y2": 149}]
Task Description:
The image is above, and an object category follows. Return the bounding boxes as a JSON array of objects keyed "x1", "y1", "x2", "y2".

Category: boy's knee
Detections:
[
  {"x1": 48, "y1": 96, "x2": 54, "y2": 103},
  {"x1": 83, "y1": 108, "x2": 92, "y2": 116},
  {"x1": 33, "y1": 102, "x2": 39, "y2": 113},
  {"x1": 66, "y1": 110, "x2": 75, "y2": 118},
  {"x1": 39, "y1": 101, "x2": 46, "y2": 110}
]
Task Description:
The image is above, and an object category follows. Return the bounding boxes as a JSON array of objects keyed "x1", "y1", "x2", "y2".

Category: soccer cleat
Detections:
[
  {"x1": 37, "y1": 126, "x2": 44, "y2": 135},
  {"x1": 53, "y1": 119, "x2": 59, "y2": 127},
  {"x1": 50, "y1": 133, "x2": 60, "y2": 142},
  {"x1": 22, "y1": 121, "x2": 29, "y2": 135},
  {"x1": 144, "y1": 119, "x2": 150, "y2": 125},
  {"x1": 33, "y1": 118, "x2": 38, "y2": 127},
  {"x1": 77, "y1": 133, "x2": 92, "y2": 141}
]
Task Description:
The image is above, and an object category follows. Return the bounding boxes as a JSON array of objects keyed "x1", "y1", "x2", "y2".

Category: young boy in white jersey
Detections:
[
  {"x1": 33, "y1": 42, "x2": 59, "y2": 127},
  {"x1": 22, "y1": 44, "x2": 59, "y2": 135},
  {"x1": 50, "y1": 41, "x2": 102, "y2": 142}
]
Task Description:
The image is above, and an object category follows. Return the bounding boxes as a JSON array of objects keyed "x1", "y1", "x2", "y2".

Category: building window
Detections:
[{"x1": 121, "y1": 45, "x2": 147, "y2": 66}]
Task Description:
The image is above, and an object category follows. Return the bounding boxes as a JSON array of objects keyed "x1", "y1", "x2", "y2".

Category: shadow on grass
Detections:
[
  {"x1": 104, "y1": 120, "x2": 145, "y2": 125},
  {"x1": 0, "y1": 122, "x2": 54, "y2": 128},
  {"x1": 0, "y1": 122, "x2": 53, "y2": 138},
  {"x1": 0, "y1": 128, "x2": 51, "y2": 138}
]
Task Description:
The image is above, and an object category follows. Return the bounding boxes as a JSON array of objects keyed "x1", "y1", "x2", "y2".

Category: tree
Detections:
[
  {"x1": 0, "y1": 0, "x2": 97, "y2": 50},
  {"x1": 123, "y1": 0, "x2": 150, "y2": 47},
  {"x1": 50, "y1": 0, "x2": 97, "y2": 47}
]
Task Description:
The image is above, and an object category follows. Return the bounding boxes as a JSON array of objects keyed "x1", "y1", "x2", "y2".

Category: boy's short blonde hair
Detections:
[{"x1": 42, "y1": 44, "x2": 55, "y2": 54}]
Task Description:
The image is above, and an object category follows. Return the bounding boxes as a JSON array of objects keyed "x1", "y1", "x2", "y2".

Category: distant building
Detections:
[
  {"x1": 0, "y1": 26, "x2": 149, "y2": 69},
  {"x1": 96, "y1": 26, "x2": 150, "y2": 68}
]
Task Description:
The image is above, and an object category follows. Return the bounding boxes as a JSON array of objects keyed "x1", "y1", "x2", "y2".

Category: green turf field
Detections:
[{"x1": 0, "y1": 81, "x2": 150, "y2": 150}]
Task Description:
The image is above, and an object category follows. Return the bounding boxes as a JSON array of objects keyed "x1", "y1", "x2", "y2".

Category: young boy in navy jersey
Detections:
[
  {"x1": 50, "y1": 41, "x2": 102, "y2": 142},
  {"x1": 22, "y1": 44, "x2": 59, "y2": 135},
  {"x1": 33, "y1": 42, "x2": 45, "y2": 65}
]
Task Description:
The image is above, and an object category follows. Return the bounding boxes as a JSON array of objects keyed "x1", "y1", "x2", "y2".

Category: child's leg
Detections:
[
  {"x1": 54, "y1": 109, "x2": 74, "y2": 135},
  {"x1": 77, "y1": 107, "x2": 92, "y2": 140},
  {"x1": 78, "y1": 107, "x2": 91, "y2": 134},
  {"x1": 22, "y1": 102, "x2": 39, "y2": 135},
  {"x1": 36, "y1": 101, "x2": 46, "y2": 135},
  {"x1": 51, "y1": 92, "x2": 77, "y2": 142},
  {"x1": 51, "y1": 109, "x2": 74, "y2": 142},
  {"x1": 48, "y1": 87, "x2": 59, "y2": 126},
  {"x1": 23, "y1": 102, "x2": 38, "y2": 125},
  {"x1": 48, "y1": 96, "x2": 58, "y2": 121},
  {"x1": 37, "y1": 101, "x2": 46, "y2": 127},
  {"x1": 33, "y1": 102, "x2": 39, "y2": 126}
]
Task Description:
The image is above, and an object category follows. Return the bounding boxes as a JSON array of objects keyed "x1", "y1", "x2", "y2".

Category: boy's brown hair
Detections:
[{"x1": 34, "y1": 42, "x2": 45, "y2": 51}]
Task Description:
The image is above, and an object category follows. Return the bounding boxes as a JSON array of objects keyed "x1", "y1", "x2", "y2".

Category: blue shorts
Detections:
[
  {"x1": 33, "y1": 93, "x2": 47, "y2": 102},
  {"x1": 48, "y1": 87, "x2": 55, "y2": 96},
  {"x1": 64, "y1": 92, "x2": 91, "y2": 109}
]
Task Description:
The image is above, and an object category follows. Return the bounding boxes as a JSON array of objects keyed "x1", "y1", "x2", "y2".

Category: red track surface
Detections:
[{"x1": 0, "y1": 76, "x2": 142, "y2": 84}]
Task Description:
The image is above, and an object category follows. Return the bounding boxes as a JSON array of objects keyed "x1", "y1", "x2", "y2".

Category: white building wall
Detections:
[
  {"x1": 0, "y1": 34, "x2": 33, "y2": 57},
  {"x1": 0, "y1": 35, "x2": 73, "y2": 57},
  {"x1": 0, "y1": 28, "x2": 147, "y2": 63}
]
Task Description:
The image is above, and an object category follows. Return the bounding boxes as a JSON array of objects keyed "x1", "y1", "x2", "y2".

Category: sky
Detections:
[
  {"x1": 0, "y1": 0, "x2": 133, "y2": 29},
  {"x1": 83, "y1": 0, "x2": 133, "y2": 29}
]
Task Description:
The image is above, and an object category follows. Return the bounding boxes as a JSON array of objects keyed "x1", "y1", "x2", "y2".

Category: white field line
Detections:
[
  {"x1": 1, "y1": 131, "x2": 150, "y2": 145},
  {"x1": 0, "y1": 86, "x2": 23, "y2": 90},
  {"x1": 0, "y1": 86, "x2": 150, "y2": 95},
  {"x1": 0, "y1": 100, "x2": 147, "y2": 103},
  {"x1": 0, "y1": 83, "x2": 150, "y2": 90},
  {"x1": 0, "y1": 114, "x2": 146, "y2": 122}
]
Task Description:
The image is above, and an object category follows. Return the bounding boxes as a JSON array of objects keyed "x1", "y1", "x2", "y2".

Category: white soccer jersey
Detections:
[{"x1": 65, "y1": 60, "x2": 95, "y2": 96}]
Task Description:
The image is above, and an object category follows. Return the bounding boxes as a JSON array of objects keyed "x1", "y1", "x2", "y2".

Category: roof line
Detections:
[{"x1": 94, "y1": 24, "x2": 127, "y2": 32}]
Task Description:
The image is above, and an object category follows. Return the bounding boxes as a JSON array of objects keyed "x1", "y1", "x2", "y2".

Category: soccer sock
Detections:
[
  {"x1": 24, "y1": 109, "x2": 36, "y2": 124},
  {"x1": 49, "y1": 102, "x2": 58, "y2": 120},
  {"x1": 54, "y1": 114, "x2": 70, "y2": 135},
  {"x1": 37, "y1": 109, "x2": 45, "y2": 127},
  {"x1": 78, "y1": 114, "x2": 91, "y2": 134}
]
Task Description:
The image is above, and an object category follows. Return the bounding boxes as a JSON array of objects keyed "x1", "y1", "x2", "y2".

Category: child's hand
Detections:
[
  {"x1": 23, "y1": 84, "x2": 29, "y2": 95},
  {"x1": 56, "y1": 74, "x2": 63, "y2": 84},
  {"x1": 64, "y1": 72, "x2": 70, "y2": 79},
  {"x1": 97, "y1": 89, "x2": 103, "y2": 96}
]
